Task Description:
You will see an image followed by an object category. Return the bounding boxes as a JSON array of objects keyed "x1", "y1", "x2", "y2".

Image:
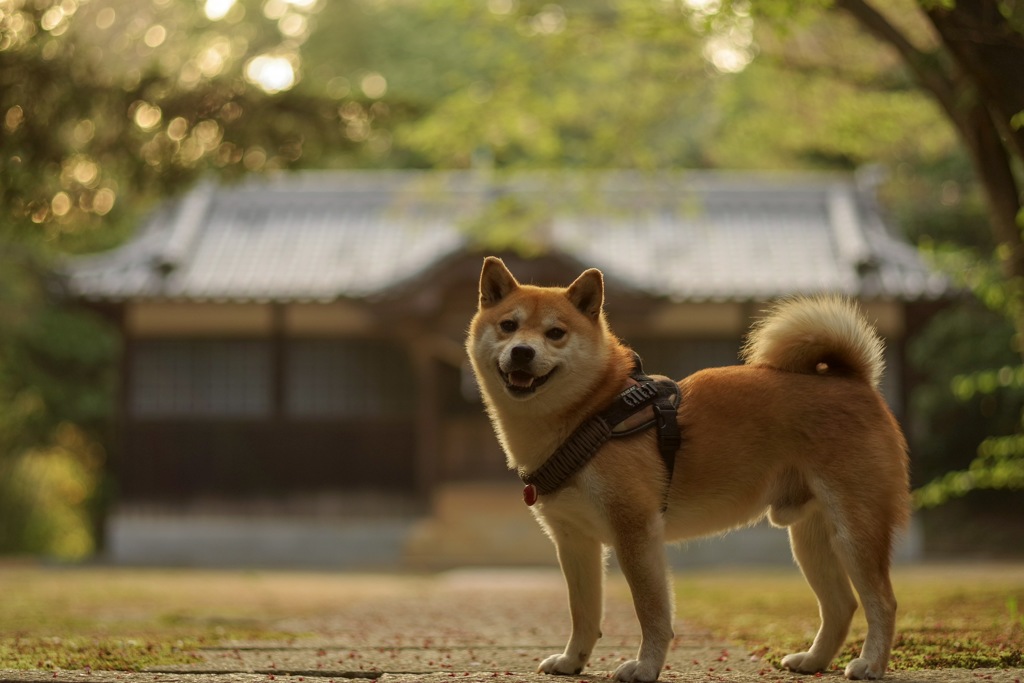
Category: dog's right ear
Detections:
[{"x1": 478, "y1": 256, "x2": 519, "y2": 308}]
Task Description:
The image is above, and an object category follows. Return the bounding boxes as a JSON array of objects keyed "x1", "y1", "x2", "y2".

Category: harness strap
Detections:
[
  {"x1": 520, "y1": 354, "x2": 682, "y2": 507},
  {"x1": 521, "y1": 418, "x2": 612, "y2": 497}
]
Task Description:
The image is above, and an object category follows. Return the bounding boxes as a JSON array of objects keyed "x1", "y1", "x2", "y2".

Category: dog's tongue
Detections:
[{"x1": 508, "y1": 371, "x2": 535, "y2": 388}]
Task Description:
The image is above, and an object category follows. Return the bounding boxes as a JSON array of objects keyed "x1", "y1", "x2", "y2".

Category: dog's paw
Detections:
[
  {"x1": 844, "y1": 657, "x2": 884, "y2": 680},
  {"x1": 538, "y1": 653, "x2": 583, "y2": 676},
  {"x1": 612, "y1": 658, "x2": 661, "y2": 682},
  {"x1": 781, "y1": 651, "x2": 828, "y2": 674}
]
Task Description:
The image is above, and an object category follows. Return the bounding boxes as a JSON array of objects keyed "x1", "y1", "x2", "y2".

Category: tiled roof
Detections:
[{"x1": 66, "y1": 170, "x2": 948, "y2": 303}]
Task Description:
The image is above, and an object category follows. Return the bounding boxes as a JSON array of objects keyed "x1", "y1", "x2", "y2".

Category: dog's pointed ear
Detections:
[
  {"x1": 478, "y1": 257, "x2": 520, "y2": 308},
  {"x1": 565, "y1": 268, "x2": 604, "y2": 320}
]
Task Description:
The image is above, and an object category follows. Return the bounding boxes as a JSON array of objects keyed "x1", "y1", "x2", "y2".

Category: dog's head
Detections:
[{"x1": 467, "y1": 256, "x2": 611, "y2": 405}]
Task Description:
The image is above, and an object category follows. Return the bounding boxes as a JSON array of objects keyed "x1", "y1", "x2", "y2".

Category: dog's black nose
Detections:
[{"x1": 510, "y1": 345, "x2": 535, "y2": 364}]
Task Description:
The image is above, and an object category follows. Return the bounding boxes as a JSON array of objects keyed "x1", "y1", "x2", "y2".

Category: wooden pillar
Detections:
[
  {"x1": 270, "y1": 303, "x2": 287, "y2": 420},
  {"x1": 102, "y1": 303, "x2": 131, "y2": 553},
  {"x1": 411, "y1": 345, "x2": 441, "y2": 502}
]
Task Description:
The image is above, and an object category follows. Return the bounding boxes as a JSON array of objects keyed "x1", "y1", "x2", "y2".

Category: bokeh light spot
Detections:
[
  {"x1": 204, "y1": 0, "x2": 237, "y2": 21},
  {"x1": 132, "y1": 101, "x2": 163, "y2": 130},
  {"x1": 51, "y1": 192, "x2": 72, "y2": 217},
  {"x1": 144, "y1": 24, "x2": 167, "y2": 48},
  {"x1": 245, "y1": 54, "x2": 296, "y2": 93},
  {"x1": 93, "y1": 188, "x2": 116, "y2": 215},
  {"x1": 4, "y1": 105, "x2": 25, "y2": 133},
  {"x1": 95, "y1": 7, "x2": 115, "y2": 29},
  {"x1": 361, "y1": 72, "x2": 387, "y2": 99}
]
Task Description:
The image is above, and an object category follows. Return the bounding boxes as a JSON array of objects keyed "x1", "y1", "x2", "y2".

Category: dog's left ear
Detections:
[
  {"x1": 566, "y1": 268, "x2": 604, "y2": 320},
  {"x1": 478, "y1": 256, "x2": 520, "y2": 308}
]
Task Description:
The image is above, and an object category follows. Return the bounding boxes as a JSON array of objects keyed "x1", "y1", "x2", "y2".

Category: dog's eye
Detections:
[
  {"x1": 499, "y1": 320, "x2": 518, "y2": 333},
  {"x1": 545, "y1": 327, "x2": 566, "y2": 341}
]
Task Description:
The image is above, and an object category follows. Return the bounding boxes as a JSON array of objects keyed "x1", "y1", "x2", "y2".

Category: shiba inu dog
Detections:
[{"x1": 465, "y1": 257, "x2": 910, "y2": 682}]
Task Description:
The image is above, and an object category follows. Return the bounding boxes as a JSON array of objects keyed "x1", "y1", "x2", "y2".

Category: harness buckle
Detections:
[{"x1": 654, "y1": 402, "x2": 682, "y2": 456}]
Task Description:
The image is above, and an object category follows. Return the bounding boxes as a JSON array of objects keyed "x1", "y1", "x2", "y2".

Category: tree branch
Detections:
[
  {"x1": 925, "y1": 0, "x2": 1024, "y2": 165},
  {"x1": 831, "y1": 0, "x2": 962, "y2": 124},
  {"x1": 836, "y1": 0, "x2": 1024, "y2": 349}
]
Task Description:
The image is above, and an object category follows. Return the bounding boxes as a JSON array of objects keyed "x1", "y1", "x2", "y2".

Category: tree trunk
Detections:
[
  {"x1": 926, "y1": 0, "x2": 1024, "y2": 164},
  {"x1": 835, "y1": 0, "x2": 1024, "y2": 350},
  {"x1": 926, "y1": 1, "x2": 1024, "y2": 347}
]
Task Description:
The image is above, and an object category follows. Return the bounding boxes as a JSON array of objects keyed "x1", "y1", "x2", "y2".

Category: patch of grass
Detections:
[
  {"x1": 670, "y1": 564, "x2": 1024, "y2": 671},
  {"x1": 1009, "y1": 596, "x2": 1024, "y2": 630},
  {"x1": 0, "y1": 564, "x2": 309, "y2": 671},
  {"x1": 3, "y1": 562, "x2": 1022, "y2": 673},
  {"x1": 0, "y1": 637, "x2": 204, "y2": 671},
  {"x1": 886, "y1": 632, "x2": 1024, "y2": 669}
]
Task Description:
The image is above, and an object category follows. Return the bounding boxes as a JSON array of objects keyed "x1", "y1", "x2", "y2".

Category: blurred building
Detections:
[{"x1": 67, "y1": 170, "x2": 946, "y2": 567}]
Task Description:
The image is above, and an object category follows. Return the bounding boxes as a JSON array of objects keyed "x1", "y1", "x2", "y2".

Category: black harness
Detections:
[{"x1": 519, "y1": 354, "x2": 682, "y2": 510}]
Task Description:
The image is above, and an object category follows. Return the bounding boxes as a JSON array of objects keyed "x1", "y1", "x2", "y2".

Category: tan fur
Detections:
[
  {"x1": 741, "y1": 295, "x2": 886, "y2": 389},
  {"x1": 466, "y1": 257, "x2": 911, "y2": 682}
]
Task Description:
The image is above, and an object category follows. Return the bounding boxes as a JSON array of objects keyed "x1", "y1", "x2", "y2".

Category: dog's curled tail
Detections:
[{"x1": 741, "y1": 295, "x2": 885, "y2": 389}]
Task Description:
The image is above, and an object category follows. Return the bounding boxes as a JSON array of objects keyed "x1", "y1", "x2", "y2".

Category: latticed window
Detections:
[
  {"x1": 130, "y1": 339, "x2": 273, "y2": 417},
  {"x1": 129, "y1": 337, "x2": 414, "y2": 419},
  {"x1": 285, "y1": 339, "x2": 413, "y2": 417}
]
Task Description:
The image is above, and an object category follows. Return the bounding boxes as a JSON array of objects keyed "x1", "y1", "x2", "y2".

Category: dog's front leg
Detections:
[
  {"x1": 539, "y1": 528, "x2": 605, "y2": 676},
  {"x1": 612, "y1": 519, "x2": 674, "y2": 682}
]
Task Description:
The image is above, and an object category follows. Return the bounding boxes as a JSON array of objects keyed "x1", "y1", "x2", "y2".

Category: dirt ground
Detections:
[{"x1": 1, "y1": 565, "x2": 1022, "y2": 683}]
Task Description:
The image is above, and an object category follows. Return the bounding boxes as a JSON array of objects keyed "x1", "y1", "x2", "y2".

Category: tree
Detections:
[
  {"x1": 0, "y1": 0, "x2": 411, "y2": 253},
  {"x1": 307, "y1": 0, "x2": 721, "y2": 169},
  {"x1": 824, "y1": 0, "x2": 1024, "y2": 508},
  {"x1": 0, "y1": 245, "x2": 116, "y2": 559},
  {"x1": 831, "y1": 0, "x2": 1024, "y2": 334}
]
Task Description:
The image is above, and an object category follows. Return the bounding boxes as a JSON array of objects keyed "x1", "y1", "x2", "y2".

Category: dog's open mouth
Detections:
[{"x1": 499, "y1": 366, "x2": 556, "y2": 396}]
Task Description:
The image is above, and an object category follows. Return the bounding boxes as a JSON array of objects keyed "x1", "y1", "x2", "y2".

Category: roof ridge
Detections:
[
  {"x1": 827, "y1": 184, "x2": 874, "y2": 269},
  {"x1": 63, "y1": 170, "x2": 948, "y2": 304},
  {"x1": 154, "y1": 180, "x2": 216, "y2": 274}
]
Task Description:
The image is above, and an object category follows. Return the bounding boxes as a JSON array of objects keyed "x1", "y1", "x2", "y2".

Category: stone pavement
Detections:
[{"x1": 1, "y1": 568, "x2": 1021, "y2": 683}]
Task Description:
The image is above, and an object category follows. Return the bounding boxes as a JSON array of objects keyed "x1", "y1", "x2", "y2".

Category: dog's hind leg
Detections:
[
  {"x1": 611, "y1": 519, "x2": 674, "y2": 683},
  {"x1": 782, "y1": 509, "x2": 858, "y2": 676},
  {"x1": 539, "y1": 529, "x2": 605, "y2": 676},
  {"x1": 832, "y1": 522, "x2": 898, "y2": 680}
]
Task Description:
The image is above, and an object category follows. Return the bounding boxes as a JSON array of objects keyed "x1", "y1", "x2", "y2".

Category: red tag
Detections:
[{"x1": 523, "y1": 484, "x2": 538, "y2": 506}]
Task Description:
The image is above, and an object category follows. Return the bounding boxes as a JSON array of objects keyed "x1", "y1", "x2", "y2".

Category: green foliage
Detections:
[
  {"x1": 704, "y1": 4, "x2": 957, "y2": 170},
  {"x1": 915, "y1": 452, "x2": 1024, "y2": 508},
  {"x1": 909, "y1": 243, "x2": 1024, "y2": 509},
  {"x1": 382, "y1": 0, "x2": 718, "y2": 169},
  {"x1": 463, "y1": 193, "x2": 555, "y2": 256},
  {"x1": 0, "y1": 244, "x2": 116, "y2": 559},
  {"x1": 887, "y1": 153, "x2": 992, "y2": 253},
  {"x1": 0, "y1": 425, "x2": 105, "y2": 560},
  {"x1": 0, "y1": 0, "x2": 983, "y2": 240},
  {"x1": 710, "y1": 64, "x2": 950, "y2": 169},
  {"x1": 907, "y1": 303, "x2": 1022, "y2": 480},
  {"x1": 0, "y1": 0, "x2": 392, "y2": 252}
]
